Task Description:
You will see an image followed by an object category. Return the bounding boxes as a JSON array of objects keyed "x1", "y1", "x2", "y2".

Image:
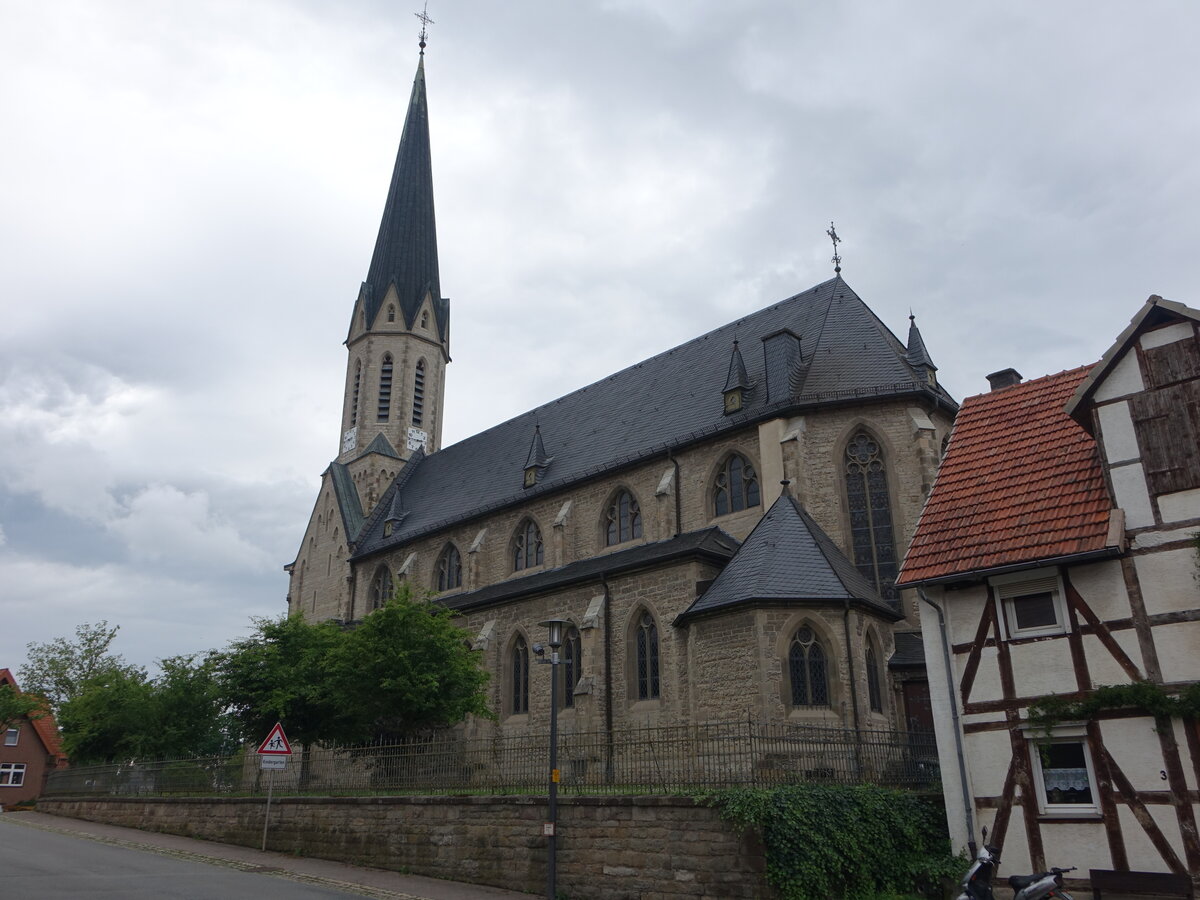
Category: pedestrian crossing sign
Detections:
[{"x1": 256, "y1": 722, "x2": 293, "y2": 755}]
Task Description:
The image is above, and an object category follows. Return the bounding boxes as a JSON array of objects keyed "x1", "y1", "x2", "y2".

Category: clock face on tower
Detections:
[
  {"x1": 407, "y1": 427, "x2": 428, "y2": 452},
  {"x1": 342, "y1": 427, "x2": 358, "y2": 454},
  {"x1": 724, "y1": 390, "x2": 742, "y2": 413}
]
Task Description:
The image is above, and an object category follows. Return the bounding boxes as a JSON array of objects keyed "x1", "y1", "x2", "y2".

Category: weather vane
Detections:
[
  {"x1": 827, "y1": 221, "x2": 842, "y2": 275},
  {"x1": 416, "y1": 2, "x2": 434, "y2": 52}
]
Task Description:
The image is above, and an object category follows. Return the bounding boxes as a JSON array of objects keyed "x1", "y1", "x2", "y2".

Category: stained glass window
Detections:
[
  {"x1": 511, "y1": 637, "x2": 529, "y2": 714},
  {"x1": 713, "y1": 453, "x2": 761, "y2": 516},
  {"x1": 635, "y1": 612, "x2": 660, "y2": 700},
  {"x1": 436, "y1": 544, "x2": 462, "y2": 591},
  {"x1": 788, "y1": 626, "x2": 829, "y2": 707},
  {"x1": 844, "y1": 431, "x2": 898, "y2": 602},
  {"x1": 606, "y1": 491, "x2": 642, "y2": 546},
  {"x1": 513, "y1": 519, "x2": 544, "y2": 571}
]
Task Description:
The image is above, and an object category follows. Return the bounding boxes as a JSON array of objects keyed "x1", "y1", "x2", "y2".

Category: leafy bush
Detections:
[{"x1": 698, "y1": 784, "x2": 963, "y2": 900}]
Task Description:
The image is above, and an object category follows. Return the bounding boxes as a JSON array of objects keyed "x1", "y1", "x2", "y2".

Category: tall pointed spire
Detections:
[
  {"x1": 906, "y1": 312, "x2": 936, "y2": 370},
  {"x1": 362, "y1": 54, "x2": 444, "y2": 340}
]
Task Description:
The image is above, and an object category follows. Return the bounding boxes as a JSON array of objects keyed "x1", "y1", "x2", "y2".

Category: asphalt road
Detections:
[{"x1": 0, "y1": 816, "x2": 407, "y2": 899}]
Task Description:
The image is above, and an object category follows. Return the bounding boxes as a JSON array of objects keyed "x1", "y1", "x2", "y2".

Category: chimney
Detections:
[{"x1": 986, "y1": 368, "x2": 1022, "y2": 391}]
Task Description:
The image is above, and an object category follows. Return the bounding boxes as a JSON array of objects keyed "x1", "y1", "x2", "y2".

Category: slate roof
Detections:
[
  {"x1": 328, "y1": 462, "x2": 365, "y2": 543},
  {"x1": 0, "y1": 669, "x2": 67, "y2": 764},
  {"x1": 888, "y1": 632, "x2": 926, "y2": 669},
  {"x1": 353, "y1": 276, "x2": 956, "y2": 557},
  {"x1": 675, "y1": 494, "x2": 899, "y2": 624},
  {"x1": 438, "y1": 528, "x2": 740, "y2": 614},
  {"x1": 897, "y1": 366, "x2": 1119, "y2": 586},
  {"x1": 358, "y1": 56, "x2": 448, "y2": 342}
]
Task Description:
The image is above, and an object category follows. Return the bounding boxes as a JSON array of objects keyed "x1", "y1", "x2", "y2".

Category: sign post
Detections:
[{"x1": 255, "y1": 723, "x2": 293, "y2": 851}]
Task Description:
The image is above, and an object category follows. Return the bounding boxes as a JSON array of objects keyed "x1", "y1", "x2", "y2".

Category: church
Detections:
[{"x1": 286, "y1": 46, "x2": 958, "y2": 741}]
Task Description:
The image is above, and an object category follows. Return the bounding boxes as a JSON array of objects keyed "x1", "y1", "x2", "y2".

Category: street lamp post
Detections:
[{"x1": 538, "y1": 618, "x2": 569, "y2": 900}]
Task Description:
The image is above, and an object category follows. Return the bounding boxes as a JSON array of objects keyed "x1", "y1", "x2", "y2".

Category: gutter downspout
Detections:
[
  {"x1": 602, "y1": 573, "x2": 615, "y2": 783},
  {"x1": 918, "y1": 589, "x2": 977, "y2": 856}
]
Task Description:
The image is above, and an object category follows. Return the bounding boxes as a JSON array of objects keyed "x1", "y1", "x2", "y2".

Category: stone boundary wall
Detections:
[{"x1": 38, "y1": 795, "x2": 769, "y2": 899}]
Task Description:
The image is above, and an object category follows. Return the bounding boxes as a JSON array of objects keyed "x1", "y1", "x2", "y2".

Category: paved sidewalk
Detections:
[{"x1": 0, "y1": 810, "x2": 532, "y2": 900}]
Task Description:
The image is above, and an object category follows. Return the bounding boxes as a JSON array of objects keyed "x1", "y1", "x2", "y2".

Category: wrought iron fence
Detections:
[{"x1": 43, "y1": 721, "x2": 938, "y2": 798}]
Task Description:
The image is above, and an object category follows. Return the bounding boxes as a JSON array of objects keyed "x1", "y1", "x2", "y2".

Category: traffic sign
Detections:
[
  {"x1": 256, "y1": 722, "x2": 293, "y2": 755},
  {"x1": 260, "y1": 756, "x2": 288, "y2": 770}
]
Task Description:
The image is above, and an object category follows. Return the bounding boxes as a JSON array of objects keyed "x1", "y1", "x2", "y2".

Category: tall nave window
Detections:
[{"x1": 844, "y1": 431, "x2": 898, "y2": 601}]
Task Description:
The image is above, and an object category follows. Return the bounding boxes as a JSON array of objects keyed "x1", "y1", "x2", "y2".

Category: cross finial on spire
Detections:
[
  {"x1": 415, "y1": 2, "x2": 434, "y2": 53},
  {"x1": 827, "y1": 221, "x2": 842, "y2": 275}
]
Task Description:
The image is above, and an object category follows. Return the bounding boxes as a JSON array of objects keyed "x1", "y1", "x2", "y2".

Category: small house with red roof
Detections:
[
  {"x1": 0, "y1": 669, "x2": 67, "y2": 805},
  {"x1": 897, "y1": 296, "x2": 1200, "y2": 878}
]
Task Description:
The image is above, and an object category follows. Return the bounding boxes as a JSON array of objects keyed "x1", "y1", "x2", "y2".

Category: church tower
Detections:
[
  {"x1": 287, "y1": 47, "x2": 447, "y2": 621},
  {"x1": 339, "y1": 51, "x2": 449, "y2": 476}
]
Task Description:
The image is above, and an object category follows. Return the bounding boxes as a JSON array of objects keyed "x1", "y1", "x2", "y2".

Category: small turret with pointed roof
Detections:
[
  {"x1": 523, "y1": 423, "x2": 552, "y2": 488},
  {"x1": 722, "y1": 340, "x2": 752, "y2": 414},
  {"x1": 906, "y1": 312, "x2": 937, "y2": 387}
]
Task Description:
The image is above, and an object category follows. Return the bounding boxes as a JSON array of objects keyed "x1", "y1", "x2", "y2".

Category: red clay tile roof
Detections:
[
  {"x1": 0, "y1": 668, "x2": 67, "y2": 764},
  {"x1": 898, "y1": 365, "x2": 1118, "y2": 585}
]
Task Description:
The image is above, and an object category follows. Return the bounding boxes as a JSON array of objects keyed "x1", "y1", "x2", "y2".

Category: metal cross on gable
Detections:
[
  {"x1": 416, "y1": 2, "x2": 434, "y2": 50},
  {"x1": 827, "y1": 221, "x2": 842, "y2": 275}
]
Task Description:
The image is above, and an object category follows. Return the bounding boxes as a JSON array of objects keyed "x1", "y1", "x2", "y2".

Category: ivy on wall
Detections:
[
  {"x1": 1028, "y1": 681, "x2": 1200, "y2": 735},
  {"x1": 697, "y1": 784, "x2": 963, "y2": 900}
]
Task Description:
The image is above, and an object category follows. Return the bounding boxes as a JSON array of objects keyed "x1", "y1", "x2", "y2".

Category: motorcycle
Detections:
[{"x1": 957, "y1": 828, "x2": 1076, "y2": 900}]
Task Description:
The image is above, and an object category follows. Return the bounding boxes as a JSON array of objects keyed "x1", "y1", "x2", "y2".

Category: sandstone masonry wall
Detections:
[{"x1": 39, "y1": 795, "x2": 769, "y2": 900}]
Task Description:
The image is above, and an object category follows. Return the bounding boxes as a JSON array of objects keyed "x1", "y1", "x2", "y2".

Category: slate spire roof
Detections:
[
  {"x1": 360, "y1": 54, "x2": 446, "y2": 342},
  {"x1": 723, "y1": 340, "x2": 752, "y2": 392},
  {"x1": 524, "y1": 424, "x2": 551, "y2": 471},
  {"x1": 897, "y1": 366, "x2": 1119, "y2": 586},
  {"x1": 676, "y1": 493, "x2": 898, "y2": 624},
  {"x1": 906, "y1": 313, "x2": 936, "y2": 370},
  {"x1": 354, "y1": 277, "x2": 956, "y2": 557}
]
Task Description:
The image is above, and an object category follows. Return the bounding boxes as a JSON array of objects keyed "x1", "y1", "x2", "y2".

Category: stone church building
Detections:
[{"x1": 287, "y1": 50, "x2": 958, "y2": 741}]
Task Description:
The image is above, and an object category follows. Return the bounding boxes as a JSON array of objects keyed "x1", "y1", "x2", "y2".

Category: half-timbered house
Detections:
[{"x1": 898, "y1": 296, "x2": 1200, "y2": 879}]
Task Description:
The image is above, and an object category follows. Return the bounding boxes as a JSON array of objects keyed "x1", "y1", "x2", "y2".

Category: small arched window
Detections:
[
  {"x1": 387, "y1": 304, "x2": 396, "y2": 323},
  {"x1": 788, "y1": 626, "x2": 829, "y2": 707},
  {"x1": 513, "y1": 519, "x2": 544, "y2": 571},
  {"x1": 605, "y1": 491, "x2": 642, "y2": 546},
  {"x1": 412, "y1": 360, "x2": 426, "y2": 427},
  {"x1": 562, "y1": 626, "x2": 581, "y2": 709},
  {"x1": 351, "y1": 361, "x2": 361, "y2": 427},
  {"x1": 866, "y1": 640, "x2": 883, "y2": 713},
  {"x1": 377, "y1": 355, "x2": 394, "y2": 421},
  {"x1": 713, "y1": 453, "x2": 760, "y2": 516},
  {"x1": 421, "y1": 310, "x2": 429, "y2": 328},
  {"x1": 634, "y1": 611, "x2": 660, "y2": 700},
  {"x1": 511, "y1": 636, "x2": 530, "y2": 715},
  {"x1": 844, "y1": 430, "x2": 898, "y2": 601},
  {"x1": 436, "y1": 544, "x2": 462, "y2": 591},
  {"x1": 369, "y1": 566, "x2": 393, "y2": 612}
]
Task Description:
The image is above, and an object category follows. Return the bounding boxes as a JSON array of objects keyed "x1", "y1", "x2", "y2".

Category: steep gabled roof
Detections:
[
  {"x1": 0, "y1": 668, "x2": 66, "y2": 764},
  {"x1": 355, "y1": 277, "x2": 955, "y2": 558},
  {"x1": 359, "y1": 55, "x2": 447, "y2": 342},
  {"x1": 1065, "y1": 295, "x2": 1200, "y2": 428},
  {"x1": 898, "y1": 366, "x2": 1120, "y2": 586},
  {"x1": 675, "y1": 494, "x2": 899, "y2": 624},
  {"x1": 327, "y1": 462, "x2": 365, "y2": 544}
]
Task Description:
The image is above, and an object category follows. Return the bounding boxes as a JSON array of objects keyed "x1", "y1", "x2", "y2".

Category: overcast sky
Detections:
[{"x1": 2, "y1": 1, "x2": 1197, "y2": 676}]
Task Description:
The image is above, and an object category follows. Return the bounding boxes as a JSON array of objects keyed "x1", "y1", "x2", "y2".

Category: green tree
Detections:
[
  {"x1": 57, "y1": 665, "x2": 153, "y2": 763},
  {"x1": 330, "y1": 584, "x2": 490, "y2": 742},
  {"x1": 0, "y1": 683, "x2": 45, "y2": 732},
  {"x1": 148, "y1": 653, "x2": 234, "y2": 759},
  {"x1": 18, "y1": 621, "x2": 140, "y2": 716}
]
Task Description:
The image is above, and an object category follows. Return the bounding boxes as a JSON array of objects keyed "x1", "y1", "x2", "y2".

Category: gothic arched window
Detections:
[
  {"x1": 605, "y1": 490, "x2": 642, "y2": 546},
  {"x1": 412, "y1": 360, "x2": 426, "y2": 427},
  {"x1": 377, "y1": 355, "x2": 394, "y2": 421},
  {"x1": 387, "y1": 304, "x2": 396, "y2": 323},
  {"x1": 513, "y1": 519, "x2": 544, "y2": 571},
  {"x1": 511, "y1": 636, "x2": 530, "y2": 715},
  {"x1": 435, "y1": 544, "x2": 462, "y2": 591},
  {"x1": 844, "y1": 430, "x2": 898, "y2": 601},
  {"x1": 713, "y1": 453, "x2": 761, "y2": 516},
  {"x1": 562, "y1": 626, "x2": 581, "y2": 709},
  {"x1": 351, "y1": 361, "x2": 361, "y2": 427},
  {"x1": 634, "y1": 611, "x2": 660, "y2": 700},
  {"x1": 866, "y1": 639, "x2": 883, "y2": 713},
  {"x1": 369, "y1": 565, "x2": 393, "y2": 613},
  {"x1": 788, "y1": 626, "x2": 829, "y2": 707}
]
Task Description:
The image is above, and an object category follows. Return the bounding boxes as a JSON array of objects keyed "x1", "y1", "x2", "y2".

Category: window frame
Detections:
[
  {"x1": 787, "y1": 624, "x2": 830, "y2": 709},
  {"x1": 1023, "y1": 724, "x2": 1101, "y2": 817},
  {"x1": 435, "y1": 543, "x2": 462, "y2": 591},
  {"x1": 712, "y1": 452, "x2": 761, "y2": 517},
  {"x1": 512, "y1": 519, "x2": 544, "y2": 572},
  {"x1": 369, "y1": 565, "x2": 393, "y2": 612},
  {"x1": 632, "y1": 611, "x2": 661, "y2": 701},
  {"x1": 605, "y1": 490, "x2": 643, "y2": 547},
  {"x1": 0, "y1": 762, "x2": 26, "y2": 786},
  {"x1": 510, "y1": 636, "x2": 530, "y2": 716},
  {"x1": 843, "y1": 429, "x2": 899, "y2": 601},
  {"x1": 865, "y1": 640, "x2": 883, "y2": 713},
  {"x1": 3, "y1": 726, "x2": 18, "y2": 746},
  {"x1": 561, "y1": 626, "x2": 581, "y2": 709},
  {"x1": 992, "y1": 569, "x2": 1069, "y2": 640}
]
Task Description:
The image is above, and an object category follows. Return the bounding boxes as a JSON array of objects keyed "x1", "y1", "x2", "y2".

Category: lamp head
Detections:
[{"x1": 538, "y1": 618, "x2": 570, "y2": 649}]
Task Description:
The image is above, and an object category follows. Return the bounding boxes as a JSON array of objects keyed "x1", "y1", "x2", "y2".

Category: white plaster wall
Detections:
[
  {"x1": 918, "y1": 598, "x2": 974, "y2": 853},
  {"x1": 1093, "y1": 351, "x2": 1144, "y2": 401},
  {"x1": 1146, "y1": 806, "x2": 1188, "y2": 871},
  {"x1": 1155, "y1": 620, "x2": 1200, "y2": 684},
  {"x1": 964, "y1": 730, "x2": 1013, "y2": 798},
  {"x1": 1140, "y1": 321, "x2": 1193, "y2": 350},
  {"x1": 1097, "y1": 401, "x2": 1140, "y2": 463},
  {"x1": 1082, "y1": 631, "x2": 1146, "y2": 685},
  {"x1": 1117, "y1": 806, "x2": 1167, "y2": 872},
  {"x1": 1101, "y1": 717, "x2": 1167, "y2": 792},
  {"x1": 968, "y1": 646, "x2": 1004, "y2": 704},
  {"x1": 1010, "y1": 637, "x2": 1076, "y2": 697},
  {"x1": 1175, "y1": 719, "x2": 1199, "y2": 791},
  {"x1": 1068, "y1": 560, "x2": 1130, "y2": 621},
  {"x1": 1135, "y1": 548, "x2": 1200, "y2": 615},
  {"x1": 1158, "y1": 486, "x2": 1200, "y2": 523},
  {"x1": 1109, "y1": 463, "x2": 1155, "y2": 528},
  {"x1": 1000, "y1": 815, "x2": 1032, "y2": 875},
  {"x1": 1046, "y1": 822, "x2": 1114, "y2": 874}
]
